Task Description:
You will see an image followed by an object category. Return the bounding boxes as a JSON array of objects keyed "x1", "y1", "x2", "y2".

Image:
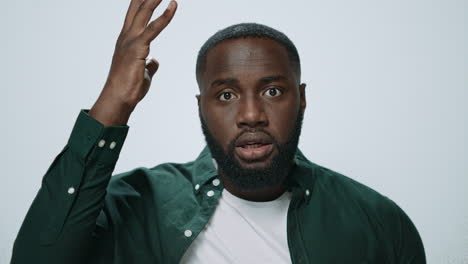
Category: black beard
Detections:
[{"x1": 199, "y1": 110, "x2": 304, "y2": 191}]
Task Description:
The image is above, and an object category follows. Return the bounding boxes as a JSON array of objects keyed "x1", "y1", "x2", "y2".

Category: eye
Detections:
[
  {"x1": 263, "y1": 87, "x2": 283, "y2": 97},
  {"x1": 218, "y1": 91, "x2": 237, "y2": 101}
]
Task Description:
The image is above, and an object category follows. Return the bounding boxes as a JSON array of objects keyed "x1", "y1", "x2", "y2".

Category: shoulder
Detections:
[
  {"x1": 298, "y1": 157, "x2": 399, "y2": 218},
  {"x1": 326, "y1": 168, "x2": 392, "y2": 206},
  {"x1": 296, "y1": 153, "x2": 402, "y2": 233},
  {"x1": 317, "y1": 165, "x2": 402, "y2": 229},
  {"x1": 299, "y1": 158, "x2": 425, "y2": 261},
  {"x1": 105, "y1": 160, "x2": 197, "y2": 203},
  {"x1": 313, "y1": 166, "x2": 426, "y2": 262}
]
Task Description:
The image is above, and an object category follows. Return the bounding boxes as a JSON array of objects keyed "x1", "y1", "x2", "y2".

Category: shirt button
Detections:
[
  {"x1": 212, "y1": 178, "x2": 220, "y2": 186},
  {"x1": 194, "y1": 184, "x2": 200, "y2": 191},
  {"x1": 207, "y1": 190, "x2": 215, "y2": 197},
  {"x1": 184, "y1": 230, "x2": 192, "y2": 237},
  {"x1": 305, "y1": 189, "x2": 310, "y2": 196},
  {"x1": 98, "y1": 139, "x2": 106, "y2": 148},
  {"x1": 67, "y1": 187, "x2": 75, "y2": 194},
  {"x1": 109, "y1": 141, "x2": 117, "y2": 150}
]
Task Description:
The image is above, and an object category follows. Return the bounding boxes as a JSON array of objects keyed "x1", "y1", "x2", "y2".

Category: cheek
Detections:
[
  {"x1": 202, "y1": 103, "x2": 238, "y2": 147},
  {"x1": 266, "y1": 100, "x2": 300, "y2": 143}
]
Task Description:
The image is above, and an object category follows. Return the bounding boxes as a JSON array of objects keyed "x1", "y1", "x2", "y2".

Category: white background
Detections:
[{"x1": 1, "y1": 0, "x2": 467, "y2": 263}]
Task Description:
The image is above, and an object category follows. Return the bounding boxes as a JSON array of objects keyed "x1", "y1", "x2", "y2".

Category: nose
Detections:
[{"x1": 236, "y1": 95, "x2": 268, "y2": 128}]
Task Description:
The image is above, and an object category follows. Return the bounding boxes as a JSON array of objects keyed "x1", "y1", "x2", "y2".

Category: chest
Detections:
[
  {"x1": 180, "y1": 190, "x2": 292, "y2": 263},
  {"x1": 107, "y1": 187, "x2": 393, "y2": 264}
]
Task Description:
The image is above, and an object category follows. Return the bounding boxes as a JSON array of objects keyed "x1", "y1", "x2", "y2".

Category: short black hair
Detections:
[{"x1": 196, "y1": 22, "x2": 301, "y2": 87}]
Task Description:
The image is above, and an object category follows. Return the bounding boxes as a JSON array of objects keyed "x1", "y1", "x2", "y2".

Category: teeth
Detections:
[{"x1": 243, "y1": 144, "x2": 263, "y2": 149}]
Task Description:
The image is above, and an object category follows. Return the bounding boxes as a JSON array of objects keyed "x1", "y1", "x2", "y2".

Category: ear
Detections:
[{"x1": 299, "y1": 83, "x2": 307, "y2": 113}]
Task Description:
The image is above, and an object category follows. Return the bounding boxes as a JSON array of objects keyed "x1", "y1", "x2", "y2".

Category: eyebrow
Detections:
[
  {"x1": 210, "y1": 75, "x2": 288, "y2": 88},
  {"x1": 259, "y1": 75, "x2": 288, "y2": 84},
  {"x1": 210, "y1": 78, "x2": 239, "y2": 88}
]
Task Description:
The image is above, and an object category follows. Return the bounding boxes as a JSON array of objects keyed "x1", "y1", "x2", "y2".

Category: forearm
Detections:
[
  {"x1": 11, "y1": 110, "x2": 129, "y2": 264},
  {"x1": 88, "y1": 89, "x2": 136, "y2": 127}
]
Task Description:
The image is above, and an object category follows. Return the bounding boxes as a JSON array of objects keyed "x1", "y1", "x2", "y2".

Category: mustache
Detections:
[
  {"x1": 198, "y1": 110, "x2": 278, "y2": 152},
  {"x1": 199, "y1": 109, "x2": 304, "y2": 191}
]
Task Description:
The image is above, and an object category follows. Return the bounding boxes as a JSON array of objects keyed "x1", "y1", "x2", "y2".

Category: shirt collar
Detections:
[
  {"x1": 192, "y1": 146, "x2": 218, "y2": 187},
  {"x1": 192, "y1": 146, "x2": 318, "y2": 202}
]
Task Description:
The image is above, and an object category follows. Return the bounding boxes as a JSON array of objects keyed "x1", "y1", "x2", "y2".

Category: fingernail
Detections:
[{"x1": 168, "y1": 0, "x2": 176, "y2": 10}]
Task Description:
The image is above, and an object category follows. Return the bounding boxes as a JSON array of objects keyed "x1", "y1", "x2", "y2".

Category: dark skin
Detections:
[
  {"x1": 89, "y1": 0, "x2": 178, "y2": 126},
  {"x1": 197, "y1": 38, "x2": 307, "y2": 201},
  {"x1": 87, "y1": 0, "x2": 305, "y2": 201}
]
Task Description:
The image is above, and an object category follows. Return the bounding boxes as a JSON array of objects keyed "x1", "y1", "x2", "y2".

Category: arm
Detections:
[
  {"x1": 388, "y1": 201, "x2": 426, "y2": 264},
  {"x1": 392, "y1": 202, "x2": 426, "y2": 263},
  {"x1": 11, "y1": 110, "x2": 129, "y2": 263},
  {"x1": 11, "y1": 0, "x2": 178, "y2": 262}
]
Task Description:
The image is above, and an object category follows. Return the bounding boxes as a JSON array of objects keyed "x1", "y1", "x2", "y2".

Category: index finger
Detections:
[
  {"x1": 139, "y1": 0, "x2": 178, "y2": 45},
  {"x1": 121, "y1": 0, "x2": 144, "y2": 34}
]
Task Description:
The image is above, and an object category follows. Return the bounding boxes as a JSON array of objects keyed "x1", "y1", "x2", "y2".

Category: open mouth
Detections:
[
  {"x1": 240, "y1": 143, "x2": 269, "y2": 149},
  {"x1": 234, "y1": 133, "x2": 274, "y2": 161},
  {"x1": 235, "y1": 143, "x2": 273, "y2": 161}
]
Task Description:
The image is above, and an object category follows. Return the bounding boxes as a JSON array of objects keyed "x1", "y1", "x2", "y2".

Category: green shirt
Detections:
[{"x1": 11, "y1": 110, "x2": 426, "y2": 264}]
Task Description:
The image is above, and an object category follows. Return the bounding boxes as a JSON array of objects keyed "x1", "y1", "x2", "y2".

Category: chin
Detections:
[
  {"x1": 237, "y1": 160, "x2": 271, "y2": 170},
  {"x1": 235, "y1": 151, "x2": 277, "y2": 170}
]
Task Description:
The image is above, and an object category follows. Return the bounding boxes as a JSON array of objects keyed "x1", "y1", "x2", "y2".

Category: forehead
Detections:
[{"x1": 201, "y1": 38, "x2": 296, "y2": 89}]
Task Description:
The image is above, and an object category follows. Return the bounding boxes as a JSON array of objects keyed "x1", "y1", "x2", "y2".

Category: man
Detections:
[{"x1": 11, "y1": 0, "x2": 426, "y2": 263}]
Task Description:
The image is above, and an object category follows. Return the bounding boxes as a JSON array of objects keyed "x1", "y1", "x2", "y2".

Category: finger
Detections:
[
  {"x1": 121, "y1": 0, "x2": 144, "y2": 34},
  {"x1": 128, "y1": 0, "x2": 163, "y2": 35},
  {"x1": 139, "y1": 0, "x2": 177, "y2": 45},
  {"x1": 145, "y1": 57, "x2": 160, "y2": 77}
]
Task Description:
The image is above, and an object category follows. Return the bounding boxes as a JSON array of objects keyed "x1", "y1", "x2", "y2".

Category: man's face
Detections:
[{"x1": 198, "y1": 37, "x2": 306, "y2": 190}]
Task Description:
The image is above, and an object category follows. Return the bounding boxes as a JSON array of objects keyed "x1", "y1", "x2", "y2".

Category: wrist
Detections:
[{"x1": 89, "y1": 98, "x2": 134, "y2": 127}]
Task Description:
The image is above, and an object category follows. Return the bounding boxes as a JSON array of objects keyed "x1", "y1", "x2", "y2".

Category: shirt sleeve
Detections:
[
  {"x1": 11, "y1": 109, "x2": 129, "y2": 264},
  {"x1": 392, "y1": 202, "x2": 427, "y2": 263}
]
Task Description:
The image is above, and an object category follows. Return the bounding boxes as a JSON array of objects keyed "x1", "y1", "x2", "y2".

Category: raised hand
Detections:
[{"x1": 89, "y1": 0, "x2": 178, "y2": 126}]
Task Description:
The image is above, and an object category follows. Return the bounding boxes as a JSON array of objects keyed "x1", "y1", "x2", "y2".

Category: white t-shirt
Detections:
[{"x1": 180, "y1": 188, "x2": 292, "y2": 263}]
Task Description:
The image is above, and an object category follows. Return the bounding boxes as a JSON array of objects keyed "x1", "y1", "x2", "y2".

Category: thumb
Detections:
[{"x1": 145, "y1": 57, "x2": 159, "y2": 78}]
